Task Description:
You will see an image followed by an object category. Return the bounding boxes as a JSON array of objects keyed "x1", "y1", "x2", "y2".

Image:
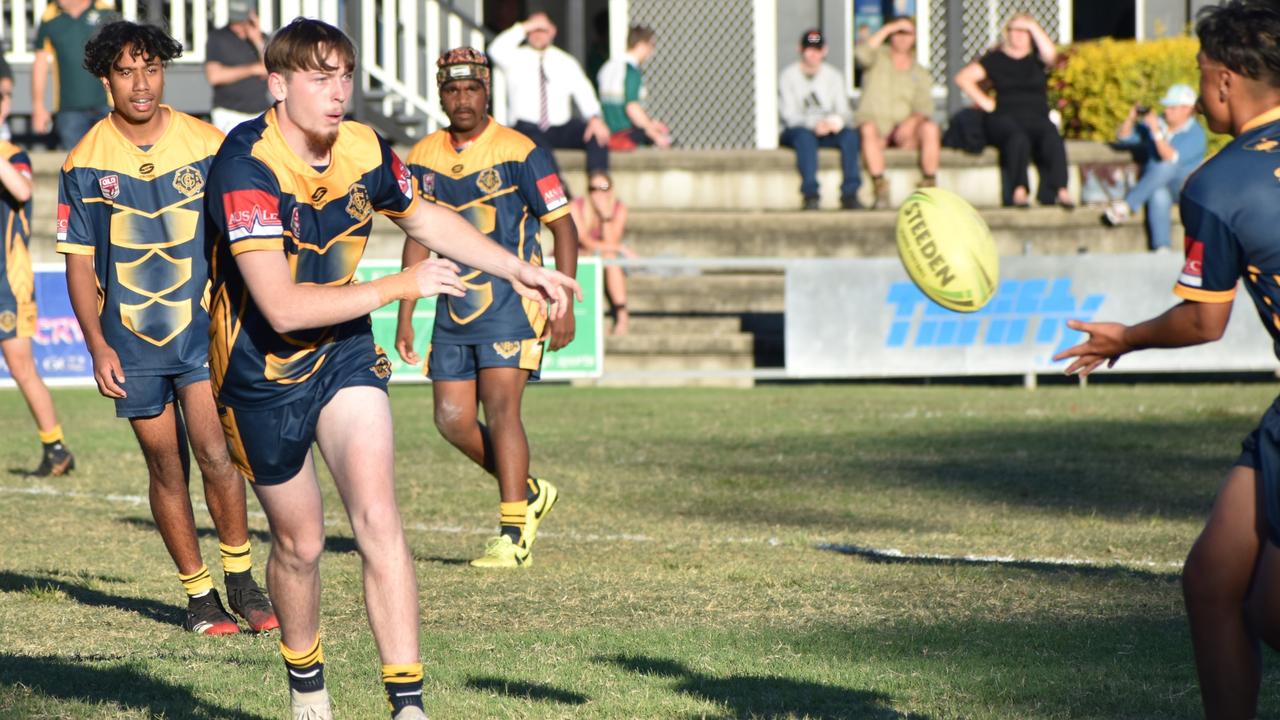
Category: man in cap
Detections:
[
  {"x1": 203, "y1": 0, "x2": 270, "y2": 135},
  {"x1": 395, "y1": 47, "x2": 578, "y2": 569},
  {"x1": 779, "y1": 28, "x2": 862, "y2": 210},
  {"x1": 1104, "y1": 83, "x2": 1208, "y2": 251}
]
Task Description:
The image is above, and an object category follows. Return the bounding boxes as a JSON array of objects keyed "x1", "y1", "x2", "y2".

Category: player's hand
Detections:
[
  {"x1": 1051, "y1": 319, "x2": 1132, "y2": 376},
  {"x1": 511, "y1": 264, "x2": 583, "y2": 322},
  {"x1": 547, "y1": 306, "x2": 576, "y2": 351},
  {"x1": 395, "y1": 320, "x2": 419, "y2": 365},
  {"x1": 32, "y1": 106, "x2": 52, "y2": 135},
  {"x1": 585, "y1": 117, "x2": 611, "y2": 147},
  {"x1": 409, "y1": 258, "x2": 466, "y2": 299},
  {"x1": 90, "y1": 344, "x2": 127, "y2": 398}
]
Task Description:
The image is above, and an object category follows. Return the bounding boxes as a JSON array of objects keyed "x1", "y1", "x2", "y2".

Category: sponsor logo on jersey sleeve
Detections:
[
  {"x1": 12, "y1": 162, "x2": 32, "y2": 179},
  {"x1": 56, "y1": 203, "x2": 69, "y2": 241},
  {"x1": 225, "y1": 189, "x2": 283, "y2": 241},
  {"x1": 391, "y1": 153, "x2": 413, "y2": 200},
  {"x1": 536, "y1": 174, "x2": 567, "y2": 211},
  {"x1": 1180, "y1": 238, "x2": 1204, "y2": 288}
]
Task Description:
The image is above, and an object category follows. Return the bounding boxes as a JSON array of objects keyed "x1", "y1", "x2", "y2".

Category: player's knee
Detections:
[
  {"x1": 433, "y1": 402, "x2": 469, "y2": 441},
  {"x1": 273, "y1": 530, "x2": 325, "y2": 568},
  {"x1": 192, "y1": 445, "x2": 235, "y2": 479},
  {"x1": 1181, "y1": 549, "x2": 1233, "y2": 606}
]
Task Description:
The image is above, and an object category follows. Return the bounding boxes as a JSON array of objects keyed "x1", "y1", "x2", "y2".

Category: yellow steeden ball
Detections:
[{"x1": 895, "y1": 187, "x2": 999, "y2": 313}]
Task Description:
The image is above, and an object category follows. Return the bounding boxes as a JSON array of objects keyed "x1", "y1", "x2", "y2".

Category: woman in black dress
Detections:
[{"x1": 954, "y1": 14, "x2": 1073, "y2": 208}]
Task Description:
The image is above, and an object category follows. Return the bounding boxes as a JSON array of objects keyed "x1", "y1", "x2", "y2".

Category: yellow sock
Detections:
[
  {"x1": 38, "y1": 425, "x2": 64, "y2": 445},
  {"x1": 219, "y1": 540, "x2": 253, "y2": 574},
  {"x1": 178, "y1": 564, "x2": 214, "y2": 598},
  {"x1": 281, "y1": 637, "x2": 325, "y2": 693},
  {"x1": 500, "y1": 500, "x2": 527, "y2": 542},
  {"x1": 383, "y1": 662, "x2": 424, "y2": 714}
]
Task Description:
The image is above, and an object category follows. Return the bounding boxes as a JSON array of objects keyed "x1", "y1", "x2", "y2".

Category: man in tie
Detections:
[{"x1": 488, "y1": 12, "x2": 613, "y2": 219}]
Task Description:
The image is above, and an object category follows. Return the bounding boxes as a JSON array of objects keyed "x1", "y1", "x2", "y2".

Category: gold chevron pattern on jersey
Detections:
[{"x1": 56, "y1": 109, "x2": 223, "y2": 370}]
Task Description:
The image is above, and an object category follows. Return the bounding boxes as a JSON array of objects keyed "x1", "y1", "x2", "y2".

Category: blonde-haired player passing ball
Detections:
[{"x1": 1056, "y1": 3, "x2": 1280, "y2": 716}]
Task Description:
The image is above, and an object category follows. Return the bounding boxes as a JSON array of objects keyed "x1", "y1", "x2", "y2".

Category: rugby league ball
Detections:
[{"x1": 895, "y1": 187, "x2": 999, "y2": 313}]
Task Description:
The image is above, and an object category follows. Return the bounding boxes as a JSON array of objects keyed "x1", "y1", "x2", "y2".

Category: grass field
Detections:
[{"x1": 2, "y1": 381, "x2": 1279, "y2": 719}]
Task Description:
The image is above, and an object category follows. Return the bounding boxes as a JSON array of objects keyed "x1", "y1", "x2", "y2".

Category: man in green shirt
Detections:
[
  {"x1": 31, "y1": 0, "x2": 115, "y2": 149},
  {"x1": 597, "y1": 25, "x2": 671, "y2": 150}
]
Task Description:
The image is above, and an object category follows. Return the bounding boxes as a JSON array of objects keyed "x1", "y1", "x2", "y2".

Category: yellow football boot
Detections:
[
  {"x1": 524, "y1": 478, "x2": 559, "y2": 546},
  {"x1": 469, "y1": 535, "x2": 532, "y2": 569}
]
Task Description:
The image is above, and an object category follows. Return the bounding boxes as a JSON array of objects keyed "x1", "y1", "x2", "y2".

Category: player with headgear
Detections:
[
  {"x1": 205, "y1": 20, "x2": 580, "y2": 719},
  {"x1": 58, "y1": 19, "x2": 276, "y2": 637},
  {"x1": 395, "y1": 47, "x2": 578, "y2": 569},
  {"x1": 1056, "y1": 2, "x2": 1280, "y2": 716}
]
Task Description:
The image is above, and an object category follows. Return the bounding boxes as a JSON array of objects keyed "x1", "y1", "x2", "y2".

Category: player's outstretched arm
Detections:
[
  {"x1": 393, "y1": 201, "x2": 583, "y2": 320},
  {"x1": 1053, "y1": 300, "x2": 1232, "y2": 376},
  {"x1": 234, "y1": 249, "x2": 465, "y2": 334}
]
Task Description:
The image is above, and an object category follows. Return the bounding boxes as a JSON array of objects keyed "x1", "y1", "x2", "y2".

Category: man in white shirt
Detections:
[{"x1": 488, "y1": 12, "x2": 612, "y2": 215}]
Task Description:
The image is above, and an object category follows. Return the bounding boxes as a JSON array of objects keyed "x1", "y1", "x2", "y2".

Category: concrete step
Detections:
[
  {"x1": 604, "y1": 331, "x2": 754, "y2": 355},
  {"x1": 624, "y1": 274, "x2": 785, "y2": 314},
  {"x1": 550, "y1": 141, "x2": 1130, "y2": 211},
  {"x1": 589, "y1": 351, "x2": 755, "y2": 388},
  {"x1": 622, "y1": 315, "x2": 743, "y2": 335}
]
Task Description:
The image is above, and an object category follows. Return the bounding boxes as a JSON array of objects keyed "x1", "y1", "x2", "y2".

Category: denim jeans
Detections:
[
  {"x1": 55, "y1": 107, "x2": 108, "y2": 150},
  {"x1": 780, "y1": 126, "x2": 861, "y2": 198},
  {"x1": 1125, "y1": 160, "x2": 1193, "y2": 250}
]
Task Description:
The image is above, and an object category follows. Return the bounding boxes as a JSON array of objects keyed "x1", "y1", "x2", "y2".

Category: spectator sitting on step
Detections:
[
  {"x1": 779, "y1": 28, "x2": 862, "y2": 211},
  {"x1": 954, "y1": 13, "x2": 1074, "y2": 209},
  {"x1": 1103, "y1": 84, "x2": 1206, "y2": 253},
  {"x1": 598, "y1": 24, "x2": 671, "y2": 151},
  {"x1": 855, "y1": 16, "x2": 940, "y2": 209},
  {"x1": 203, "y1": 0, "x2": 271, "y2": 135},
  {"x1": 569, "y1": 171, "x2": 633, "y2": 335},
  {"x1": 489, "y1": 11, "x2": 613, "y2": 220}
]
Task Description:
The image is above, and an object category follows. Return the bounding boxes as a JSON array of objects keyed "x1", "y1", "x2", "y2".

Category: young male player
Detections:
[
  {"x1": 0, "y1": 62, "x2": 75, "y2": 476},
  {"x1": 1055, "y1": 2, "x2": 1280, "y2": 716},
  {"x1": 206, "y1": 20, "x2": 580, "y2": 719},
  {"x1": 395, "y1": 48, "x2": 576, "y2": 569},
  {"x1": 57, "y1": 21, "x2": 276, "y2": 636}
]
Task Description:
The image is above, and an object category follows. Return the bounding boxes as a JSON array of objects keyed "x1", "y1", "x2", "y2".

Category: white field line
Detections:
[{"x1": 1, "y1": 484, "x2": 1180, "y2": 572}]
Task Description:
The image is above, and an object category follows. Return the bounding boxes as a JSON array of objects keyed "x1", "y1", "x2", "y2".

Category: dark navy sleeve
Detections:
[
  {"x1": 1175, "y1": 193, "x2": 1240, "y2": 303},
  {"x1": 516, "y1": 145, "x2": 570, "y2": 223},
  {"x1": 370, "y1": 135, "x2": 418, "y2": 218}
]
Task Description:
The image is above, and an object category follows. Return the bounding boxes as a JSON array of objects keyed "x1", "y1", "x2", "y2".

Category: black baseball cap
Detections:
[{"x1": 801, "y1": 29, "x2": 825, "y2": 48}]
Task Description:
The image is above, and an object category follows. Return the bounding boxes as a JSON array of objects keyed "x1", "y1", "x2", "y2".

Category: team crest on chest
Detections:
[
  {"x1": 492, "y1": 341, "x2": 520, "y2": 359},
  {"x1": 171, "y1": 165, "x2": 204, "y2": 198},
  {"x1": 99, "y1": 174, "x2": 120, "y2": 200},
  {"x1": 476, "y1": 168, "x2": 502, "y2": 194},
  {"x1": 346, "y1": 183, "x2": 372, "y2": 221}
]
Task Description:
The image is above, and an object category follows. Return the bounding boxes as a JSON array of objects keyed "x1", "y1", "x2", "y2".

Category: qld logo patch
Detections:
[
  {"x1": 346, "y1": 183, "x2": 372, "y2": 221},
  {"x1": 172, "y1": 165, "x2": 204, "y2": 198},
  {"x1": 98, "y1": 174, "x2": 120, "y2": 200},
  {"x1": 536, "y1": 174, "x2": 567, "y2": 211}
]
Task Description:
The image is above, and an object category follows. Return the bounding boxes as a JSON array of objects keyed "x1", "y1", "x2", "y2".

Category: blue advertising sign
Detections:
[{"x1": 0, "y1": 264, "x2": 92, "y2": 386}]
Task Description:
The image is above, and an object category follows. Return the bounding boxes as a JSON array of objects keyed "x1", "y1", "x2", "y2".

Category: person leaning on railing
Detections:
[{"x1": 954, "y1": 13, "x2": 1074, "y2": 209}]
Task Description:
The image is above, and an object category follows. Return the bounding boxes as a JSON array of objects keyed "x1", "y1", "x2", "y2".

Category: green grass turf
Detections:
[{"x1": 1, "y1": 382, "x2": 1277, "y2": 718}]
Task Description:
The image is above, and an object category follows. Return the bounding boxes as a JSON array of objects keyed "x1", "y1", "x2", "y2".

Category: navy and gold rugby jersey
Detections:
[
  {"x1": 406, "y1": 120, "x2": 569, "y2": 344},
  {"x1": 56, "y1": 108, "x2": 223, "y2": 374},
  {"x1": 0, "y1": 141, "x2": 35, "y2": 337},
  {"x1": 1175, "y1": 106, "x2": 1280, "y2": 360},
  {"x1": 206, "y1": 108, "x2": 417, "y2": 409}
]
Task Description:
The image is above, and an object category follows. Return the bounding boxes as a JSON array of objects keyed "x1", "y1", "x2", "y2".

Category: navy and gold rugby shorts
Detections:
[
  {"x1": 114, "y1": 365, "x2": 209, "y2": 419},
  {"x1": 1236, "y1": 395, "x2": 1280, "y2": 545},
  {"x1": 0, "y1": 294, "x2": 36, "y2": 342},
  {"x1": 425, "y1": 339, "x2": 544, "y2": 382},
  {"x1": 219, "y1": 346, "x2": 393, "y2": 485}
]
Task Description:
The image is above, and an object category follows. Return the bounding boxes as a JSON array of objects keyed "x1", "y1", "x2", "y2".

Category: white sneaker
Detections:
[
  {"x1": 291, "y1": 688, "x2": 332, "y2": 720},
  {"x1": 1102, "y1": 201, "x2": 1131, "y2": 226},
  {"x1": 393, "y1": 706, "x2": 429, "y2": 720}
]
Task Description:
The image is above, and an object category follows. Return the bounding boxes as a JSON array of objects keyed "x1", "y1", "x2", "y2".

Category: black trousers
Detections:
[
  {"x1": 983, "y1": 112, "x2": 1068, "y2": 206},
  {"x1": 514, "y1": 119, "x2": 610, "y2": 182}
]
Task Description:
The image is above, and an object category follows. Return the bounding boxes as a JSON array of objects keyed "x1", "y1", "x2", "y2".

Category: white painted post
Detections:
[
  {"x1": 1135, "y1": 0, "x2": 1146, "y2": 41},
  {"x1": 170, "y1": 0, "x2": 187, "y2": 58},
  {"x1": 753, "y1": 0, "x2": 778, "y2": 150},
  {"x1": 300, "y1": 0, "x2": 320, "y2": 20},
  {"x1": 447, "y1": 14, "x2": 463, "y2": 55},
  {"x1": 914, "y1": 0, "x2": 930, "y2": 69},
  {"x1": 1059, "y1": 0, "x2": 1073, "y2": 42},
  {"x1": 281, "y1": 0, "x2": 302, "y2": 25},
  {"x1": 360, "y1": 1, "x2": 376, "y2": 94},
  {"x1": 381, "y1": 0, "x2": 398, "y2": 116},
  {"x1": 608, "y1": 0, "x2": 627, "y2": 64},
  {"x1": 403, "y1": 0, "x2": 419, "y2": 109},
  {"x1": 191, "y1": 0, "x2": 208, "y2": 62},
  {"x1": 425, "y1": 1, "x2": 441, "y2": 127},
  {"x1": 321, "y1": 0, "x2": 339, "y2": 24},
  {"x1": 258, "y1": 0, "x2": 275, "y2": 33}
]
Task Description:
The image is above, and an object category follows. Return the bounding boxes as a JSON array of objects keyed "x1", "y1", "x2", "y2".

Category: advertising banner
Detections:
[
  {"x1": 786, "y1": 254, "x2": 1278, "y2": 378},
  {"x1": 1, "y1": 259, "x2": 602, "y2": 387}
]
